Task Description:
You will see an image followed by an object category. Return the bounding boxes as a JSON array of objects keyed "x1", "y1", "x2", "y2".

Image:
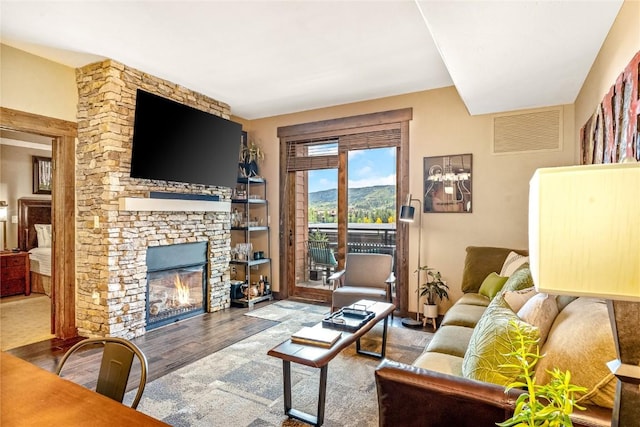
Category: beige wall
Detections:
[
  {"x1": 242, "y1": 0, "x2": 639, "y2": 313},
  {"x1": 0, "y1": 144, "x2": 52, "y2": 249},
  {"x1": 574, "y1": 0, "x2": 640, "y2": 144},
  {"x1": 3, "y1": 0, "x2": 637, "y2": 314},
  {"x1": 0, "y1": 44, "x2": 77, "y2": 122},
  {"x1": 245, "y1": 88, "x2": 576, "y2": 311}
]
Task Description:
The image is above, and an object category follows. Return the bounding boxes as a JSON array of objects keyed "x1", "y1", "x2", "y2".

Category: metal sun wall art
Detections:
[{"x1": 423, "y1": 154, "x2": 472, "y2": 213}]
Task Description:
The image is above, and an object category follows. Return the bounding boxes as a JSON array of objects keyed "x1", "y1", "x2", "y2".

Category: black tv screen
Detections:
[{"x1": 130, "y1": 89, "x2": 242, "y2": 189}]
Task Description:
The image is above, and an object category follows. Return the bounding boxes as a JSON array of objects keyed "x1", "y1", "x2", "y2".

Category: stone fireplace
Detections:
[{"x1": 75, "y1": 60, "x2": 234, "y2": 338}]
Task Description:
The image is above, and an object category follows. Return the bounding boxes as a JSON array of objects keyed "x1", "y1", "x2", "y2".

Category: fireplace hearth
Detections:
[{"x1": 146, "y1": 242, "x2": 208, "y2": 330}]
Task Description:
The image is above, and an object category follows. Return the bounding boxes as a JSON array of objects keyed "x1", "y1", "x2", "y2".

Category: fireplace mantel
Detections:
[{"x1": 119, "y1": 197, "x2": 231, "y2": 212}]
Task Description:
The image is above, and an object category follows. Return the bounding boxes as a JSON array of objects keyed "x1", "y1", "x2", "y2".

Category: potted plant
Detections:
[
  {"x1": 498, "y1": 320, "x2": 586, "y2": 427},
  {"x1": 417, "y1": 266, "x2": 449, "y2": 320},
  {"x1": 309, "y1": 228, "x2": 328, "y2": 242}
]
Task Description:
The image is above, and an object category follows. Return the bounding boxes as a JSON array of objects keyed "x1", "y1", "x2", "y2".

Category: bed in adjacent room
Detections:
[{"x1": 18, "y1": 198, "x2": 52, "y2": 297}]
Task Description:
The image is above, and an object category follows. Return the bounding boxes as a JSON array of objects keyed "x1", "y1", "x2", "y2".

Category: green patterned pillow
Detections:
[
  {"x1": 500, "y1": 263, "x2": 534, "y2": 293},
  {"x1": 462, "y1": 296, "x2": 540, "y2": 386}
]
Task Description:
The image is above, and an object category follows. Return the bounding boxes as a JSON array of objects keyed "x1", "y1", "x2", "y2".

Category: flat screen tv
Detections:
[{"x1": 130, "y1": 89, "x2": 242, "y2": 189}]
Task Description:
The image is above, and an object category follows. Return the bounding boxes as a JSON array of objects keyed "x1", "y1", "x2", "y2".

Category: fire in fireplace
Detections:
[{"x1": 146, "y1": 242, "x2": 208, "y2": 330}]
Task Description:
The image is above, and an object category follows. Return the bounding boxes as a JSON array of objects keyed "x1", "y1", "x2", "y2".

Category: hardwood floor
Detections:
[
  {"x1": 5, "y1": 299, "x2": 427, "y2": 389},
  {"x1": 6, "y1": 302, "x2": 279, "y2": 386}
]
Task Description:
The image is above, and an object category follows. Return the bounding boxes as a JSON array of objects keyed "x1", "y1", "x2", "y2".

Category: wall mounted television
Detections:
[{"x1": 130, "y1": 89, "x2": 242, "y2": 189}]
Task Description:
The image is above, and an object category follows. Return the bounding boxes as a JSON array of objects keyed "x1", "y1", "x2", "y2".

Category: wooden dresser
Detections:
[{"x1": 0, "y1": 251, "x2": 30, "y2": 297}]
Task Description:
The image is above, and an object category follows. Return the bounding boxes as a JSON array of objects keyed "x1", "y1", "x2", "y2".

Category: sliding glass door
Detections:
[
  {"x1": 286, "y1": 143, "x2": 397, "y2": 303},
  {"x1": 278, "y1": 109, "x2": 412, "y2": 313}
]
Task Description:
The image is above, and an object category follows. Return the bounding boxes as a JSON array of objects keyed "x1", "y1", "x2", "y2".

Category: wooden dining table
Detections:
[{"x1": 0, "y1": 352, "x2": 169, "y2": 426}]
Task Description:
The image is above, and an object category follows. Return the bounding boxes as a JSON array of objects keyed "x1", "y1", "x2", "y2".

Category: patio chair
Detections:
[
  {"x1": 308, "y1": 239, "x2": 338, "y2": 284},
  {"x1": 55, "y1": 337, "x2": 149, "y2": 409},
  {"x1": 329, "y1": 253, "x2": 395, "y2": 313}
]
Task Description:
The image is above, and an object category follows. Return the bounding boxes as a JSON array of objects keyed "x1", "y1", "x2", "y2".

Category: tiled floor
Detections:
[{"x1": 0, "y1": 294, "x2": 54, "y2": 351}]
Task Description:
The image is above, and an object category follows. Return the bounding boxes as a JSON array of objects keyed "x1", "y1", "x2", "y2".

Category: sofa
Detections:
[{"x1": 375, "y1": 246, "x2": 615, "y2": 427}]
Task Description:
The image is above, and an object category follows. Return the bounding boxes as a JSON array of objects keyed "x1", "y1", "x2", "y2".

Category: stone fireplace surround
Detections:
[{"x1": 76, "y1": 60, "x2": 234, "y2": 338}]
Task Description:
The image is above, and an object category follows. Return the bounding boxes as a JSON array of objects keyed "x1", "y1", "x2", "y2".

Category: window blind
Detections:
[{"x1": 286, "y1": 127, "x2": 401, "y2": 172}]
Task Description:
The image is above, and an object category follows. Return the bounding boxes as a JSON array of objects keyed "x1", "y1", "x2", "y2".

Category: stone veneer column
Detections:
[{"x1": 76, "y1": 60, "x2": 233, "y2": 338}]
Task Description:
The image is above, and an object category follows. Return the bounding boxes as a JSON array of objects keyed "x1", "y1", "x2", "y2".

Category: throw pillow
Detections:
[
  {"x1": 534, "y1": 297, "x2": 616, "y2": 409},
  {"x1": 503, "y1": 286, "x2": 537, "y2": 312},
  {"x1": 501, "y1": 264, "x2": 534, "y2": 293},
  {"x1": 501, "y1": 263, "x2": 533, "y2": 294},
  {"x1": 462, "y1": 295, "x2": 540, "y2": 386},
  {"x1": 34, "y1": 224, "x2": 52, "y2": 248},
  {"x1": 500, "y1": 251, "x2": 529, "y2": 277},
  {"x1": 517, "y1": 293, "x2": 558, "y2": 345},
  {"x1": 461, "y1": 247, "x2": 526, "y2": 293},
  {"x1": 555, "y1": 295, "x2": 578, "y2": 312},
  {"x1": 478, "y1": 272, "x2": 508, "y2": 300}
]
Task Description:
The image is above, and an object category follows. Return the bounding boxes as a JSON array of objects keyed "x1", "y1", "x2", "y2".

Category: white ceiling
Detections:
[{"x1": 0, "y1": 1, "x2": 623, "y2": 120}]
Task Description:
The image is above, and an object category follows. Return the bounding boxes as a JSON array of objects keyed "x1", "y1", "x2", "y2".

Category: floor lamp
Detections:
[
  {"x1": 529, "y1": 162, "x2": 639, "y2": 427},
  {"x1": 399, "y1": 194, "x2": 422, "y2": 327}
]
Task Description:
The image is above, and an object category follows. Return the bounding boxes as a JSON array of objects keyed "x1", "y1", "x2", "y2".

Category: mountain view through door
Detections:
[{"x1": 299, "y1": 147, "x2": 397, "y2": 292}]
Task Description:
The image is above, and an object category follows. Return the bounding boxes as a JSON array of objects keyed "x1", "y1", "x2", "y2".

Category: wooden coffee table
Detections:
[{"x1": 267, "y1": 300, "x2": 395, "y2": 426}]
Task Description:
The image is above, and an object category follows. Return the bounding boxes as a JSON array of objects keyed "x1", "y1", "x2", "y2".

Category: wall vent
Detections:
[{"x1": 492, "y1": 108, "x2": 562, "y2": 154}]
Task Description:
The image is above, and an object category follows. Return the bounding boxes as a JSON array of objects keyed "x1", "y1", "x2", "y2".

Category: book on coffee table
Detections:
[{"x1": 291, "y1": 327, "x2": 342, "y2": 348}]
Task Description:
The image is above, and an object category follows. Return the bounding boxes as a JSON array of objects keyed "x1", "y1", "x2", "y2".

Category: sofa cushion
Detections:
[
  {"x1": 440, "y1": 303, "x2": 487, "y2": 328},
  {"x1": 503, "y1": 286, "x2": 537, "y2": 312},
  {"x1": 332, "y1": 286, "x2": 387, "y2": 310},
  {"x1": 413, "y1": 351, "x2": 463, "y2": 376},
  {"x1": 499, "y1": 251, "x2": 529, "y2": 277},
  {"x1": 462, "y1": 296, "x2": 540, "y2": 387},
  {"x1": 516, "y1": 293, "x2": 558, "y2": 345},
  {"x1": 534, "y1": 297, "x2": 616, "y2": 409},
  {"x1": 426, "y1": 325, "x2": 475, "y2": 358},
  {"x1": 461, "y1": 246, "x2": 528, "y2": 293},
  {"x1": 478, "y1": 272, "x2": 508, "y2": 300},
  {"x1": 456, "y1": 293, "x2": 491, "y2": 307}
]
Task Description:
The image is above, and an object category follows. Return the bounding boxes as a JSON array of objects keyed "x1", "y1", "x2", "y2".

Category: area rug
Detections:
[
  {"x1": 0, "y1": 294, "x2": 54, "y2": 351},
  {"x1": 133, "y1": 301, "x2": 432, "y2": 426}
]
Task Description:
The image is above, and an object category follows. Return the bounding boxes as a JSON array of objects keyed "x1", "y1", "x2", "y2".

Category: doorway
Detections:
[
  {"x1": 0, "y1": 107, "x2": 77, "y2": 340},
  {"x1": 295, "y1": 147, "x2": 398, "y2": 294},
  {"x1": 278, "y1": 109, "x2": 413, "y2": 315},
  {"x1": 0, "y1": 131, "x2": 55, "y2": 349}
]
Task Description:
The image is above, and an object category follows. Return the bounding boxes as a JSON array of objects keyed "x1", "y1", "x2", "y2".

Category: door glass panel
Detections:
[
  {"x1": 289, "y1": 143, "x2": 397, "y2": 301},
  {"x1": 295, "y1": 167, "x2": 338, "y2": 290},
  {"x1": 347, "y1": 147, "x2": 397, "y2": 274}
]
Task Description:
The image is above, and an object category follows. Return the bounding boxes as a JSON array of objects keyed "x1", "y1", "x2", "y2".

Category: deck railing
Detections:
[{"x1": 307, "y1": 223, "x2": 397, "y2": 265}]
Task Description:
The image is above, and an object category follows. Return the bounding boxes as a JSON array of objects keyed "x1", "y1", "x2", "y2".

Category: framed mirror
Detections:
[{"x1": 423, "y1": 153, "x2": 472, "y2": 213}]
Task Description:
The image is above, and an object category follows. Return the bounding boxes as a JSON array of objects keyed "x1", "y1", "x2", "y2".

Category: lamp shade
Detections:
[
  {"x1": 529, "y1": 163, "x2": 640, "y2": 302},
  {"x1": 399, "y1": 205, "x2": 415, "y2": 222},
  {"x1": 0, "y1": 202, "x2": 7, "y2": 222}
]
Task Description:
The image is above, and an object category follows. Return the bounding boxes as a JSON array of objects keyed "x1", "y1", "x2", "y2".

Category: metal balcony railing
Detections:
[{"x1": 307, "y1": 222, "x2": 397, "y2": 263}]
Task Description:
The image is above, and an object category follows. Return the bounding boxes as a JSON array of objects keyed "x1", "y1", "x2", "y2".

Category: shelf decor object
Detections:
[
  {"x1": 399, "y1": 194, "x2": 423, "y2": 327},
  {"x1": 529, "y1": 162, "x2": 640, "y2": 427}
]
